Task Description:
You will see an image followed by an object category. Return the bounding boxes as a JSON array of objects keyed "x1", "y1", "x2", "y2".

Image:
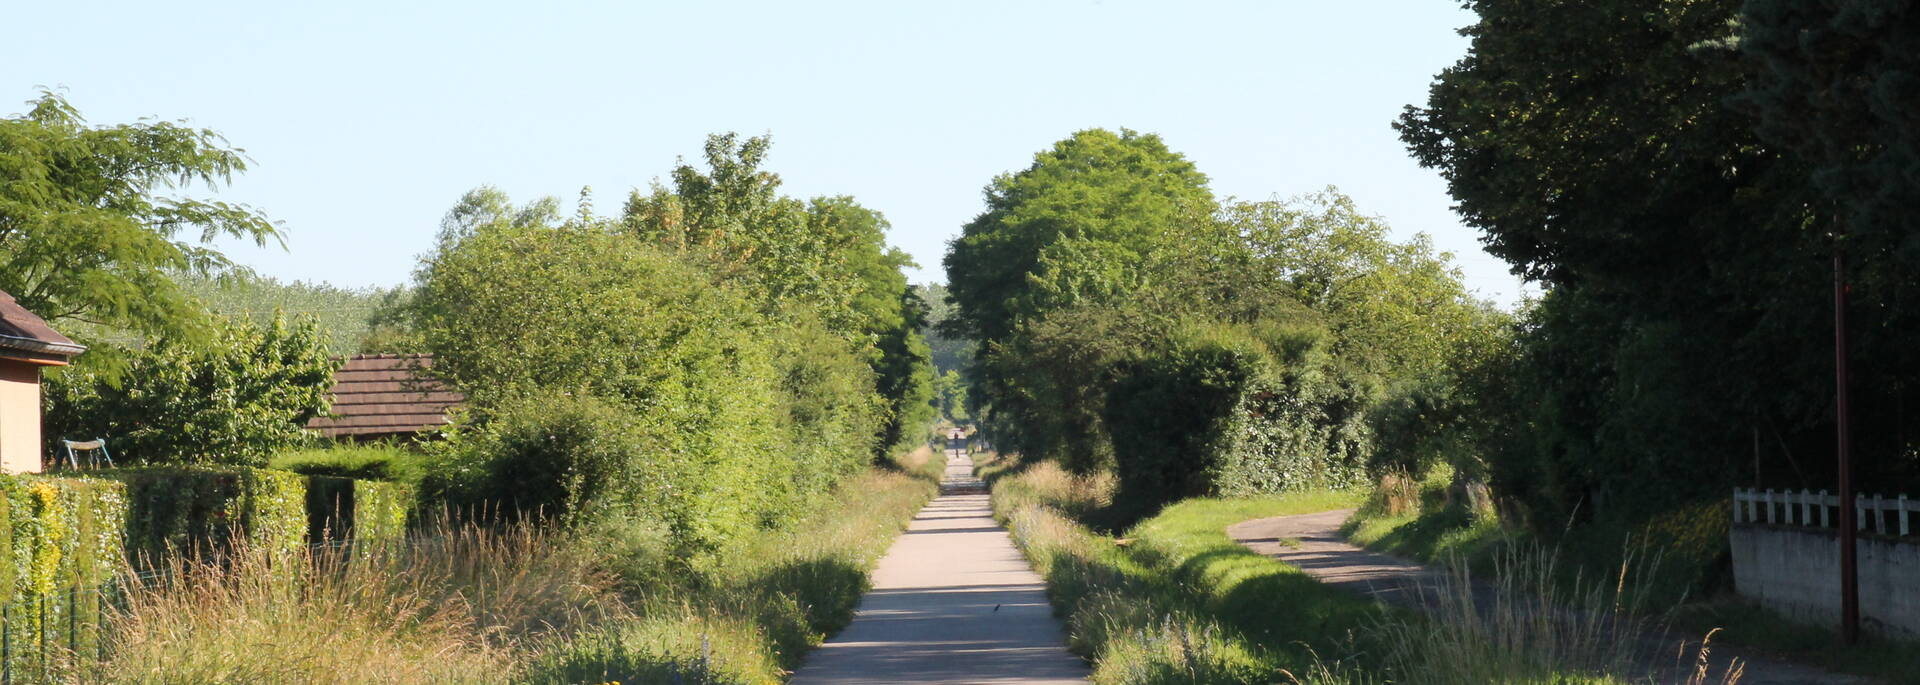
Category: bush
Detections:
[
  {"x1": 42, "y1": 315, "x2": 335, "y2": 468},
  {"x1": 1104, "y1": 321, "x2": 1369, "y2": 519},
  {"x1": 306, "y1": 476, "x2": 413, "y2": 546},
  {"x1": 105, "y1": 466, "x2": 308, "y2": 565},
  {"x1": 421, "y1": 395, "x2": 650, "y2": 531},
  {"x1": 413, "y1": 224, "x2": 883, "y2": 554}
]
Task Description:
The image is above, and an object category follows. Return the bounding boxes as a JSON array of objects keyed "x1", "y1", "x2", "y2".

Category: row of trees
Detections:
[
  {"x1": 404, "y1": 136, "x2": 936, "y2": 550},
  {"x1": 942, "y1": 129, "x2": 1501, "y2": 521},
  {"x1": 1393, "y1": 0, "x2": 1919, "y2": 532},
  {"x1": 5, "y1": 93, "x2": 937, "y2": 555},
  {"x1": 942, "y1": 2, "x2": 1917, "y2": 549}
]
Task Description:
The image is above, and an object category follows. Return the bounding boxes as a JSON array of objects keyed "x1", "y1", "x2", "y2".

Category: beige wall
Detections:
[{"x1": 0, "y1": 360, "x2": 44, "y2": 474}]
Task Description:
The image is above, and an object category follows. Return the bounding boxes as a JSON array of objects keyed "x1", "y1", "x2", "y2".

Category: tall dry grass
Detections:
[
  {"x1": 104, "y1": 519, "x2": 614, "y2": 683},
  {"x1": 92, "y1": 452, "x2": 943, "y2": 684}
]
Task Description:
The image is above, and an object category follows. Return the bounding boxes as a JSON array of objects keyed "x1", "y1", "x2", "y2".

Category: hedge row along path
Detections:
[
  {"x1": 789, "y1": 450, "x2": 1087, "y2": 684},
  {"x1": 1228, "y1": 509, "x2": 1864, "y2": 685}
]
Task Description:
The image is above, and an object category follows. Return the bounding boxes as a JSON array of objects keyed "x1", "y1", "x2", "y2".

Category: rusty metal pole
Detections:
[{"x1": 1834, "y1": 246, "x2": 1859, "y2": 645}]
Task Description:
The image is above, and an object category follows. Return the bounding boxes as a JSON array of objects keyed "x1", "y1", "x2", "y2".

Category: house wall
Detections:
[
  {"x1": 1731, "y1": 524, "x2": 1920, "y2": 638},
  {"x1": 0, "y1": 359, "x2": 44, "y2": 474}
]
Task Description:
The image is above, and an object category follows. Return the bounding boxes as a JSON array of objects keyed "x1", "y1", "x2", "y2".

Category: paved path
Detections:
[
  {"x1": 1229, "y1": 509, "x2": 1871, "y2": 685},
  {"x1": 789, "y1": 450, "x2": 1087, "y2": 684}
]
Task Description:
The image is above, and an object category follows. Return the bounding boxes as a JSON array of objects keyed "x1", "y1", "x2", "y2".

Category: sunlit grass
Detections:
[{"x1": 101, "y1": 447, "x2": 941, "y2": 684}]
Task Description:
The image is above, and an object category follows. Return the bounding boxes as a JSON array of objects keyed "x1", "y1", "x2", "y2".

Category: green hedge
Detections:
[
  {"x1": 0, "y1": 475, "x2": 127, "y2": 603},
  {"x1": 104, "y1": 466, "x2": 307, "y2": 565},
  {"x1": 305, "y1": 476, "x2": 412, "y2": 546},
  {"x1": 0, "y1": 475, "x2": 126, "y2": 678}
]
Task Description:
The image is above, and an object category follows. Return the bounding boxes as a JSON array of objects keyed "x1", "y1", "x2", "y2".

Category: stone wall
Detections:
[{"x1": 1731, "y1": 524, "x2": 1920, "y2": 638}]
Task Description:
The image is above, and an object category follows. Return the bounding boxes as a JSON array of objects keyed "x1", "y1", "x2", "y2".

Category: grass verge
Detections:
[
  {"x1": 981, "y1": 452, "x2": 1379, "y2": 683},
  {"x1": 987, "y1": 453, "x2": 1753, "y2": 685}
]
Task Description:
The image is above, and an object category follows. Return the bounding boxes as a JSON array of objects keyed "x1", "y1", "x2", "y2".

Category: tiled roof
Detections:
[
  {"x1": 0, "y1": 290, "x2": 84, "y2": 364},
  {"x1": 307, "y1": 354, "x2": 465, "y2": 438}
]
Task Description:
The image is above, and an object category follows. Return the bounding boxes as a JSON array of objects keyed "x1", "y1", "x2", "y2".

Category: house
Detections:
[
  {"x1": 306, "y1": 354, "x2": 465, "y2": 440},
  {"x1": 0, "y1": 291, "x2": 86, "y2": 473}
]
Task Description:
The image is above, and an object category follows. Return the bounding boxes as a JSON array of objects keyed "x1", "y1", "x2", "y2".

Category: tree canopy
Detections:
[{"x1": 0, "y1": 91, "x2": 282, "y2": 355}]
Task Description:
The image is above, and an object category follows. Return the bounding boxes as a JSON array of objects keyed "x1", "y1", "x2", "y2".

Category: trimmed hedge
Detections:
[
  {"x1": 103, "y1": 466, "x2": 308, "y2": 565},
  {"x1": 305, "y1": 476, "x2": 412, "y2": 546},
  {"x1": 0, "y1": 475, "x2": 127, "y2": 603},
  {"x1": 0, "y1": 475, "x2": 126, "y2": 678}
]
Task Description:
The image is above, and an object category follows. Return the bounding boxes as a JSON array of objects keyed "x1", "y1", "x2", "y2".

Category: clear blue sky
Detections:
[{"x1": 3, "y1": 1, "x2": 1526, "y2": 305}]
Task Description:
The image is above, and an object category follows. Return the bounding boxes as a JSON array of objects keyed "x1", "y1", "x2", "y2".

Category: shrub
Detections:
[
  {"x1": 42, "y1": 315, "x2": 335, "y2": 468},
  {"x1": 1104, "y1": 321, "x2": 1369, "y2": 519},
  {"x1": 105, "y1": 466, "x2": 307, "y2": 565},
  {"x1": 421, "y1": 395, "x2": 654, "y2": 531},
  {"x1": 306, "y1": 476, "x2": 413, "y2": 546}
]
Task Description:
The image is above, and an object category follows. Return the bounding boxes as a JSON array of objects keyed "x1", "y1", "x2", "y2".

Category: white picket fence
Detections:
[{"x1": 1733, "y1": 487, "x2": 1917, "y2": 536}]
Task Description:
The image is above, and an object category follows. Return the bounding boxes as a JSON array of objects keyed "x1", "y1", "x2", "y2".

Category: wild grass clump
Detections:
[
  {"x1": 103, "y1": 519, "x2": 606, "y2": 683},
  {"x1": 1341, "y1": 464, "x2": 1512, "y2": 567},
  {"x1": 1368, "y1": 546, "x2": 1744, "y2": 685}
]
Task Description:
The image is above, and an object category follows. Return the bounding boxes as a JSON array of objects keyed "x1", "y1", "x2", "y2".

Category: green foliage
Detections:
[
  {"x1": 1104, "y1": 321, "x2": 1370, "y2": 519},
  {"x1": 0, "y1": 475, "x2": 126, "y2": 678},
  {"x1": 0, "y1": 475, "x2": 127, "y2": 601},
  {"x1": 933, "y1": 369, "x2": 969, "y2": 421},
  {"x1": 944, "y1": 128, "x2": 1218, "y2": 347},
  {"x1": 174, "y1": 272, "x2": 406, "y2": 356},
  {"x1": 423, "y1": 395, "x2": 669, "y2": 530},
  {"x1": 43, "y1": 314, "x2": 335, "y2": 467},
  {"x1": 622, "y1": 135, "x2": 936, "y2": 458},
  {"x1": 942, "y1": 132, "x2": 1490, "y2": 523},
  {"x1": 270, "y1": 442, "x2": 423, "y2": 482},
  {"x1": 916, "y1": 283, "x2": 976, "y2": 376},
  {"x1": 984, "y1": 458, "x2": 1378, "y2": 683},
  {"x1": 106, "y1": 466, "x2": 308, "y2": 565},
  {"x1": 0, "y1": 91, "x2": 283, "y2": 368},
  {"x1": 1396, "y1": 0, "x2": 1920, "y2": 530},
  {"x1": 305, "y1": 476, "x2": 412, "y2": 546},
  {"x1": 414, "y1": 224, "x2": 772, "y2": 410},
  {"x1": 41, "y1": 318, "x2": 330, "y2": 466}
]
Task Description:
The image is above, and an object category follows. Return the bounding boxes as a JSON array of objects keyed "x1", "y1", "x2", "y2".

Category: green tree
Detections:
[
  {"x1": 43, "y1": 315, "x2": 334, "y2": 467},
  {"x1": 0, "y1": 91, "x2": 282, "y2": 359},
  {"x1": 942, "y1": 129, "x2": 1219, "y2": 461},
  {"x1": 1395, "y1": 0, "x2": 1920, "y2": 527},
  {"x1": 623, "y1": 136, "x2": 935, "y2": 455},
  {"x1": 943, "y1": 128, "x2": 1218, "y2": 347},
  {"x1": 411, "y1": 220, "x2": 837, "y2": 550}
]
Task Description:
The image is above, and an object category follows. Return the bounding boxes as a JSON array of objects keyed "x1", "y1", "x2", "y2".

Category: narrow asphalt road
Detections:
[
  {"x1": 1229, "y1": 509, "x2": 1871, "y2": 685},
  {"x1": 788, "y1": 450, "x2": 1087, "y2": 685}
]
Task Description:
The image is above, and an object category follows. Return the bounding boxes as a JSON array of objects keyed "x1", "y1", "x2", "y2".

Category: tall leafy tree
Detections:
[
  {"x1": 943, "y1": 128, "x2": 1218, "y2": 347},
  {"x1": 1739, "y1": 0, "x2": 1920, "y2": 459},
  {"x1": 623, "y1": 136, "x2": 935, "y2": 453},
  {"x1": 0, "y1": 91, "x2": 282, "y2": 357},
  {"x1": 1398, "y1": 0, "x2": 1920, "y2": 526}
]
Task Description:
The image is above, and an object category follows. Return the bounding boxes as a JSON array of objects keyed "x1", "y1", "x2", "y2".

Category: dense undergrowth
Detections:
[
  {"x1": 984, "y1": 453, "x2": 1755, "y2": 685},
  {"x1": 98, "y1": 445, "x2": 942, "y2": 684}
]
